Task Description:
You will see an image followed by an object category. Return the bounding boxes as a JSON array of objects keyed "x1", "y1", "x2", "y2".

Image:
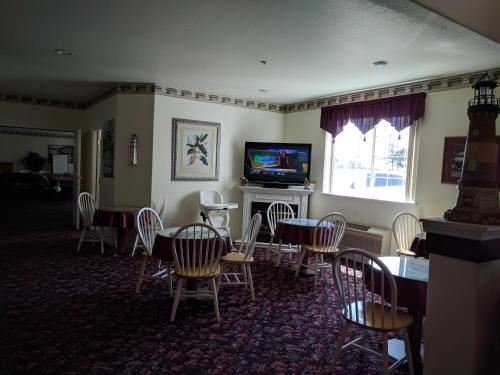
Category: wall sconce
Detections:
[{"x1": 130, "y1": 134, "x2": 138, "y2": 165}]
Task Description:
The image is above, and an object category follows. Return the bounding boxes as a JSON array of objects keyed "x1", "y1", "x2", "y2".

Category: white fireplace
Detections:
[{"x1": 238, "y1": 185, "x2": 313, "y2": 242}]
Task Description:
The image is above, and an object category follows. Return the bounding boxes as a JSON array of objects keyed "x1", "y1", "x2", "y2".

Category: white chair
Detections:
[
  {"x1": 266, "y1": 201, "x2": 298, "y2": 266},
  {"x1": 218, "y1": 213, "x2": 262, "y2": 301},
  {"x1": 131, "y1": 198, "x2": 167, "y2": 257},
  {"x1": 392, "y1": 213, "x2": 423, "y2": 256},
  {"x1": 76, "y1": 192, "x2": 104, "y2": 254},
  {"x1": 170, "y1": 223, "x2": 223, "y2": 322},
  {"x1": 199, "y1": 190, "x2": 230, "y2": 230},
  {"x1": 331, "y1": 248, "x2": 415, "y2": 375},
  {"x1": 134, "y1": 207, "x2": 174, "y2": 297},
  {"x1": 295, "y1": 212, "x2": 347, "y2": 288}
]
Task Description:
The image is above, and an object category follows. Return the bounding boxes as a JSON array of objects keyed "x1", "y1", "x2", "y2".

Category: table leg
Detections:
[{"x1": 407, "y1": 313, "x2": 424, "y2": 375}]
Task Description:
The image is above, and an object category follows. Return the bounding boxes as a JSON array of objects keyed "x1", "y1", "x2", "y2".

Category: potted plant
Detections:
[{"x1": 22, "y1": 152, "x2": 47, "y2": 173}]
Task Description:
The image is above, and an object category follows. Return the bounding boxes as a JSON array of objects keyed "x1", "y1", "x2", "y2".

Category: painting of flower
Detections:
[{"x1": 172, "y1": 118, "x2": 220, "y2": 181}]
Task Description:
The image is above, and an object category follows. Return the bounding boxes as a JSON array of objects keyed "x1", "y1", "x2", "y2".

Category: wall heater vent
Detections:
[{"x1": 340, "y1": 222, "x2": 392, "y2": 256}]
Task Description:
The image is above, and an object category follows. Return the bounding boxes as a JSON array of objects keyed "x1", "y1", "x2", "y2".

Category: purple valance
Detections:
[{"x1": 320, "y1": 93, "x2": 426, "y2": 139}]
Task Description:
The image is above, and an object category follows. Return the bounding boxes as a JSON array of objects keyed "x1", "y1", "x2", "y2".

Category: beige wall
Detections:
[
  {"x1": 0, "y1": 132, "x2": 73, "y2": 172},
  {"x1": 283, "y1": 88, "x2": 500, "y2": 233},
  {"x1": 113, "y1": 94, "x2": 154, "y2": 207},
  {"x1": 0, "y1": 101, "x2": 84, "y2": 131},
  {"x1": 151, "y1": 95, "x2": 285, "y2": 237}
]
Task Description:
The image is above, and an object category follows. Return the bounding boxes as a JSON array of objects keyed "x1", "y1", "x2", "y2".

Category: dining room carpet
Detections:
[{"x1": 0, "y1": 217, "x2": 410, "y2": 374}]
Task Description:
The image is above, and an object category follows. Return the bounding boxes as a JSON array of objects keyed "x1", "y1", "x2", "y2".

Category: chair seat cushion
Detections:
[
  {"x1": 397, "y1": 249, "x2": 416, "y2": 256},
  {"x1": 221, "y1": 252, "x2": 253, "y2": 264},
  {"x1": 175, "y1": 264, "x2": 221, "y2": 279},
  {"x1": 302, "y1": 244, "x2": 339, "y2": 254},
  {"x1": 343, "y1": 301, "x2": 413, "y2": 331}
]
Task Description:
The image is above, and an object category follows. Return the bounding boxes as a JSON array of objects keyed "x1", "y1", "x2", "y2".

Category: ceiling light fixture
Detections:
[
  {"x1": 373, "y1": 60, "x2": 388, "y2": 68},
  {"x1": 259, "y1": 89, "x2": 268, "y2": 93},
  {"x1": 259, "y1": 60, "x2": 268, "y2": 66},
  {"x1": 54, "y1": 48, "x2": 72, "y2": 56}
]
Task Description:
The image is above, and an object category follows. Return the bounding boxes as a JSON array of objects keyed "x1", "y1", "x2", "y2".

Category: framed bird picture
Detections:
[{"x1": 171, "y1": 118, "x2": 221, "y2": 181}]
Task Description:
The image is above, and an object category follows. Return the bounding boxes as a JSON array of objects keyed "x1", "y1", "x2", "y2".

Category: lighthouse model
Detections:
[{"x1": 445, "y1": 73, "x2": 500, "y2": 224}]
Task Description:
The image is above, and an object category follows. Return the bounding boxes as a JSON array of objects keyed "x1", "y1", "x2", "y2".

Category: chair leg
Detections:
[
  {"x1": 267, "y1": 235, "x2": 274, "y2": 261},
  {"x1": 403, "y1": 328, "x2": 415, "y2": 375},
  {"x1": 382, "y1": 332, "x2": 389, "y2": 375},
  {"x1": 246, "y1": 264, "x2": 255, "y2": 301},
  {"x1": 168, "y1": 264, "x2": 174, "y2": 298},
  {"x1": 295, "y1": 249, "x2": 306, "y2": 276},
  {"x1": 77, "y1": 227, "x2": 86, "y2": 253},
  {"x1": 170, "y1": 278, "x2": 183, "y2": 322},
  {"x1": 99, "y1": 228, "x2": 105, "y2": 255},
  {"x1": 242, "y1": 264, "x2": 248, "y2": 288},
  {"x1": 314, "y1": 254, "x2": 319, "y2": 288},
  {"x1": 211, "y1": 278, "x2": 220, "y2": 321},
  {"x1": 113, "y1": 230, "x2": 118, "y2": 249},
  {"x1": 135, "y1": 257, "x2": 148, "y2": 293},
  {"x1": 131, "y1": 234, "x2": 140, "y2": 257},
  {"x1": 330, "y1": 322, "x2": 349, "y2": 373},
  {"x1": 216, "y1": 263, "x2": 224, "y2": 292},
  {"x1": 275, "y1": 239, "x2": 283, "y2": 266}
]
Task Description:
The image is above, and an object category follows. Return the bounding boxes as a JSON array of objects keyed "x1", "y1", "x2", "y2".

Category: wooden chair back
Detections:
[
  {"x1": 267, "y1": 201, "x2": 295, "y2": 236},
  {"x1": 392, "y1": 213, "x2": 423, "y2": 253},
  {"x1": 136, "y1": 208, "x2": 164, "y2": 256},
  {"x1": 333, "y1": 248, "x2": 398, "y2": 330},
  {"x1": 78, "y1": 192, "x2": 96, "y2": 227},
  {"x1": 172, "y1": 223, "x2": 223, "y2": 277},
  {"x1": 312, "y1": 212, "x2": 347, "y2": 253},
  {"x1": 237, "y1": 212, "x2": 262, "y2": 260}
]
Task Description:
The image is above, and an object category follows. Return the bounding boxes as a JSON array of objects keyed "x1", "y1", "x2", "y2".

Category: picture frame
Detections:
[
  {"x1": 171, "y1": 118, "x2": 221, "y2": 181},
  {"x1": 441, "y1": 136, "x2": 500, "y2": 184},
  {"x1": 48, "y1": 144, "x2": 74, "y2": 175},
  {"x1": 102, "y1": 119, "x2": 115, "y2": 178}
]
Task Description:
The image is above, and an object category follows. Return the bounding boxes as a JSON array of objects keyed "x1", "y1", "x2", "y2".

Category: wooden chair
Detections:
[
  {"x1": 330, "y1": 248, "x2": 414, "y2": 375},
  {"x1": 134, "y1": 207, "x2": 173, "y2": 297},
  {"x1": 266, "y1": 201, "x2": 297, "y2": 266},
  {"x1": 76, "y1": 192, "x2": 104, "y2": 254},
  {"x1": 199, "y1": 190, "x2": 230, "y2": 230},
  {"x1": 218, "y1": 213, "x2": 261, "y2": 301},
  {"x1": 392, "y1": 213, "x2": 423, "y2": 256},
  {"x1": 131, "y1": 198, "x2": 167, "y2": 257},
  {"x1": 170, "y1": 223, "x2": 224, "y2": 322},
  {"x1": 295, "y1": 212, "x2": 347, "y2": 288}
]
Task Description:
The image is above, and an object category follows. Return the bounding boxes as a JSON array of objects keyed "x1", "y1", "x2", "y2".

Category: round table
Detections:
[
  {"x1": 366, "y1": 256, "x2": 429, "y2": 375},
  {"x1": 275, "y1": 218, "x2": 321, "y2": 245},
  {"x1": 92, "y1": 206, "x2": 140, "y2": 228},
  {"x1": 152, "y1": 226, "x2": 232, "y2": 262}
]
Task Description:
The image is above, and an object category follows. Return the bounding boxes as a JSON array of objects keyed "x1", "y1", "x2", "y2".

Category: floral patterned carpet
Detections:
[{"x1": 0, "y1": 199, "x2": 409, "y2": 374}]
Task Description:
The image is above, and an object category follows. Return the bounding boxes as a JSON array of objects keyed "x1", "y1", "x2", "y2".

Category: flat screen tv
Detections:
[{"x1": 244, "y1": 142, "x2": 311, "y2": 187}]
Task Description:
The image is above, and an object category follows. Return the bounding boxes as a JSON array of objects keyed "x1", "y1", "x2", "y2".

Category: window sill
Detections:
[{"x1": 321, "y1": 191, "x2": 417, "y2": 205}]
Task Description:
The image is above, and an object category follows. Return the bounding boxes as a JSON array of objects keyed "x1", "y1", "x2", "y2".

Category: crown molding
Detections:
[
  {"x1": 0, "y1": 67, "x2": 499, "y2": 113},
  {"x1": 283, "y1": 68, "x2": 500, "y2": 113},
  {"x1": 0, "y1": 125, "x2": 74, "y2": 139}
]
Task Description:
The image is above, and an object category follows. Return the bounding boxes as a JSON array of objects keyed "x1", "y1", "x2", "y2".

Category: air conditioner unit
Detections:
[{"x1": 340, "y1": 222, "x2": 392, "y2": 256}]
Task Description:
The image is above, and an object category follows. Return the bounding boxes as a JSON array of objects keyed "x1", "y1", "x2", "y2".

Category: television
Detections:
[{"x1": 244, "y1": 142, "x2": 312, "y2": 187}]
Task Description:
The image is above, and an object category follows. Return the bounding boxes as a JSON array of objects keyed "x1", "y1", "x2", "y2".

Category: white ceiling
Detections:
[{"x1": 1, "y1": 0, "x2": 499, "y2": 104}]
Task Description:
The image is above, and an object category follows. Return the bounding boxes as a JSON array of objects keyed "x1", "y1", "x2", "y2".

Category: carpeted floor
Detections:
[{"x1": 0, "y1": 198, "x2": 409, "y2": 375}]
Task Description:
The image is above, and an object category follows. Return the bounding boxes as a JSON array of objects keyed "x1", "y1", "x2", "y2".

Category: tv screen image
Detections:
[{"x1": 244, "y1": 142, "x2": 311, "y2": 185}]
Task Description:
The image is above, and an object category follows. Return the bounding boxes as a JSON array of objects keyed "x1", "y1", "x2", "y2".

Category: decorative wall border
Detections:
[
  {"x1": 283, "y1": 68, "x2": 500, "y2": 113},
  {"x1": 0, "y1": 67, "x2": 498, "y2": 114},
  {"x1": 0, "y1": 125, "x2": 74, "y2": 139}
]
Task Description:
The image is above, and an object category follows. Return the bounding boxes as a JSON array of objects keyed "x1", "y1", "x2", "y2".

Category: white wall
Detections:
[
  {"x1": 284, "y1": 88, "x2": 500, "y2": 231},
  {"x1": 151, "y1": 95, "x2": 285, "y2": 237},
  {"x1": 0, "y1": 133, "x2": 73, "y2": 172}
]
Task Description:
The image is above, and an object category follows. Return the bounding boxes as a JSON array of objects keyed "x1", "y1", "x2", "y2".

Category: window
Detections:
[{"x1": 323, "y1": 120, "x2": 418, "y2": 202}]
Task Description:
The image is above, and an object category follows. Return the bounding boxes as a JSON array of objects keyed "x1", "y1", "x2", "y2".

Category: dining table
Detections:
[
  {"x1": 366, "y1": 256, "x2": 429, "y2": 375},
  {"x1": 92, "y1": 206, "x2": 141, "y2": 253},
  {"x1": 275, "y1": 217, "x2": 321, "y2": 246}
]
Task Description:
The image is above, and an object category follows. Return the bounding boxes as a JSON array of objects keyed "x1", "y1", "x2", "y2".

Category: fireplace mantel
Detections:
[{"x1": 237, "y1": 185, "x2": 314, "y2": 239}]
